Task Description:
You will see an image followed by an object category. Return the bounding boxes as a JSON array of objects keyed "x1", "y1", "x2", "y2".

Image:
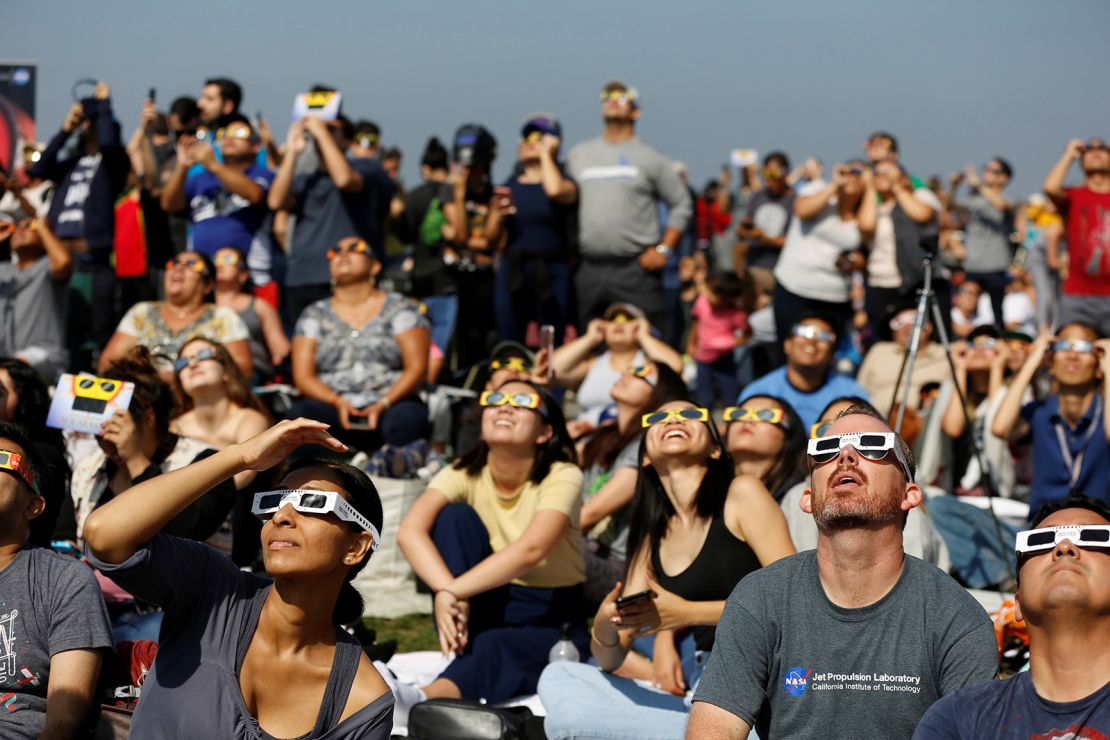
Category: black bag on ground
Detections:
[{"x1": 405, "y1": 698, "x2": 546, "y2": 740}]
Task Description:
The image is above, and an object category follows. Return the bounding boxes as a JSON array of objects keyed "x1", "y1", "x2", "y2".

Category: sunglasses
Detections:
[
  {"x1": 173, "y1": 347, "x2": 219, "y2": 374},
  {"x1": 327, "y1": 240, "x2": 370, "y2": 259},
  {"x1": 489, "y1": 357, "x2": 530, "y2": 372},
  {"x1": 0, "y1": 450, "x2": 40, "y2": 497},
  {"x1": 608, "y1": 312, "x2": 635, "y2": 323},
  {"x1": 166, "y1": 256, "x2": 207, "y2": 274},
  {"x1": 252, "y1": 489, "x2": 380, "y2": 549},
  {"x1": 723, "y1": 406, "x2": 788, "y2": 427},
  {"x1": 214, "y1": 252, "x2": 241, "y2": 266},
  {"x1": 523, "y1": 131, "x2": 544, "y2": 144},
  {"x1": 599, "y1": 90, "x2": 635, "y2": 105},
  {"x1": 807, "y1": 432, "x2": 913, "y2": 480},
  {"x1": 1052, "y1": 339, "x2": 1094, "y2": 354},
  {"x1": 355, "y1": 134, "x2": 379, "y2": 148},
  {"x1": 761, "y1": 168, "x2": 784, "y2": 180},
  {"x1": 791, "y1": 324, "x2": 835, "y2": 344},
  {"x1": 971, "y1": 337, "x2": 998, "y2": 350},
  {"x1": 629, "y1": 365, "x2": 656, "y2": 386},
  {"x1": 642, "y1": 407, "x2": 710, "y2": 428},
  {"x1": 1015, "y1": 524, "x2": 1110, "y2": 557},
  {"x1": 479, "y1": 390, "x2": 545, "y2": 415}
]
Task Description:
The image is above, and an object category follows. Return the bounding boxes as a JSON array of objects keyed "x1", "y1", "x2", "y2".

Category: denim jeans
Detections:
[{"x1": 421, "y1": 294, "x2": 459, "y2": 357}]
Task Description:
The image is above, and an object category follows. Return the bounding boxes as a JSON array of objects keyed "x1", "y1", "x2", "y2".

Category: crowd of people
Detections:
[{"x1": 0, "y1": 73, "x2": 1107, "y2": 738}]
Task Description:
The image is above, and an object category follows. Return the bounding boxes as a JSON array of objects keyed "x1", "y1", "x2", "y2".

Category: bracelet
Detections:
[
  {"x1": 380, "y1": 396, "x2": 392, "y2": 411},
  {"x1": 591, "y1": 622, "x2": 619, "y2": 648}
]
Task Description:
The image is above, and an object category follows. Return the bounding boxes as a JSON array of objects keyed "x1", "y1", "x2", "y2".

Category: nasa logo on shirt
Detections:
[{"x1": 783, "y1": 666, "x2": 809, "y2": 697}]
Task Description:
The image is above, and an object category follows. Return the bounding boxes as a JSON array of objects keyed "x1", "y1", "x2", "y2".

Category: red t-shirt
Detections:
[
  {"x1": 1063, "y1": 186, "x2": 1110, "y2": 295},
  {"x1": 692, "y1": 294, "x2": 748, "y2": 363}
]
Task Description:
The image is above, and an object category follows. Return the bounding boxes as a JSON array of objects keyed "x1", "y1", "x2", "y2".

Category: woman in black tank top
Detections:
[{"x1": 587, "y1": 400, "x2": 795, "y2": 697}]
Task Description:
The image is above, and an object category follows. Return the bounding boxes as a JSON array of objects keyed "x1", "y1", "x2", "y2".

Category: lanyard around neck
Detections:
[{"x1": 1053, "y1": 394, "x2": 1103, "y2": 492}]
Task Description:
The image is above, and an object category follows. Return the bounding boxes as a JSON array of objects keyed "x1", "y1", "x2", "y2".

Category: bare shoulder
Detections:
[
  {"x1": 340, "y1": 652, "x2": 391, "y2": 721},
  {"x1": 171, "y1": 411, "x2": 199, "y2": 436},
  {"x1": 235, "y1": 407, "x2": 271, "y2": 442},
  {"x1": 724, "y1": 474, "x2": 777, "y2": 540}
]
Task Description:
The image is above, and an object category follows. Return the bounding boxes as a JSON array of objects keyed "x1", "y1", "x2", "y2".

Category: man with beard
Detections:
[{"x1": 687, "y1": 405, "x2": 997, "y2": 739}]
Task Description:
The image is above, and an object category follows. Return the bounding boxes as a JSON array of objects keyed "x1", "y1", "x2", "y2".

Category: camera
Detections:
[{"x1": 453, "y1": 124, "x2": 497, "y2": 168}]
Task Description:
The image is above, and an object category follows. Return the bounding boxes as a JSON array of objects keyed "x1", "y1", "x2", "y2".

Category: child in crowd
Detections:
[{"x1": 687, "y1": 271, "x2": 753, "y2": 409}]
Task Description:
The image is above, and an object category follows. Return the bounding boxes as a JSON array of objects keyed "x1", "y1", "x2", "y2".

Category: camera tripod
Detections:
[{"x1": 888, "y1": 254, "x2": 1016, "y2": 586}]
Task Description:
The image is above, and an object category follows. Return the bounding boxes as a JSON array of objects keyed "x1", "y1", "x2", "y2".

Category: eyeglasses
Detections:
[
  {"x1": 599, "y1": 90, "x2": 635, "y2": 105},
  {"x1": 1052, "y1": 339, "x2": 1094, "y2": 354},
  {"x1": 479, "y1": 390, "x2": 545, "y2": 415},
  {"x1": 252, "y1": 489, "x2": 380, "y2": 550},
  {"x1": 489, "y1": 357, "x2": 530, "y2": 372},
  {"x1": 810, "y1": 421, "x2": 833, "y2": 439},
  {"x1": 173, "y1": 347, "x2": 219, "y2": 374},
  {"x1": 791, "y1": 324, "x2": 835, "y2": 344},
  {"x1": 166, "y1": 256, "x2": 207, "y2": 274},
  {"x1": 326, "y1": 239, "x2": 370, "y2": 259},
  {"x1": 0, "y1": 450, "x2": 40, "y2": 497},
  {"x1": 642, "y1": 407, "x2": 710, "y2": 428},
  {"x1": 214, "y1": 251, "x2": 241, "y2": 266},
  {"x1": 1015, "y1": 524, "x2": 1110, "y2": 557},
  {"x1": 723, "y1": 406, "x2": 789, "y2": 427},
  {"x1": 807, "y1": 432, "x2": 913, "y2": 480},
  {"x1": 629, "y1": 365, "x2": 656, "y2": 386}
]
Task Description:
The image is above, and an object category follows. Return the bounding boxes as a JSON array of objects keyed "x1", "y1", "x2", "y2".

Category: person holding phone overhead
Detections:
[
  {"x1": 485, "y1": 114, "x2": 578, "y2": 347},
  {"x1": 539, "y1": 399, "x2": 794, "y2": 739}
]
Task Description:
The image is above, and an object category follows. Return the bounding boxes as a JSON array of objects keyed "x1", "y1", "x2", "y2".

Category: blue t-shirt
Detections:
[
  {"x1": 184, "y1": 163, "x2": 274, "y2": 257},
  {"x1": 739, "y1": 366, "x2": 869, "y2": 429},
  {"x1": 913, "y1": 671, "x2": 1110, "y2": 739},
  {"x1": 1021, "y1": 394, "x2": 1109, "y2": 515},
  {"x1": 504, "y1": 179, "x2": 572, "y2": 254}
]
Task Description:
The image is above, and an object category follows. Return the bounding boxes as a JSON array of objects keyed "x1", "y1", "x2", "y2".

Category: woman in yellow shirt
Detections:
[{"x1": 396, "y1": 379, "x2": 583, "y2": 714}]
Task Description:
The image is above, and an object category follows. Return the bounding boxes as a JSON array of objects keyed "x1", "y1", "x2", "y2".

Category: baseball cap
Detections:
[
  {"x1": 490, "y1": 340, "x2": 535, "y2": 368},
  {"x1": 603, "y1": 302, "x2": 646, "y2": 321},
  {"x1": 522, "y1": 113, "x2": 561, "y2": 139},
  {"x1": 968, "y1": 325, "x2": 1001, "y2": 342}
]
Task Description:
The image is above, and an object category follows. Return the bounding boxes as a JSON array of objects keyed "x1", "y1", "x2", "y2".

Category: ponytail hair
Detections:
[{"x1": 281, "y1": 455, "x2": 384, "y2": 625}]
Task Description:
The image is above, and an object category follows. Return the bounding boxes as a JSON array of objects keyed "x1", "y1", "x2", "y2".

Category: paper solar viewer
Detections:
[
  {"x1": 292, "y1": 90, "x2": 342, "y2": 122},
  {"x1": 46, "y1": 374, "x2": 135, "y2": 433}
]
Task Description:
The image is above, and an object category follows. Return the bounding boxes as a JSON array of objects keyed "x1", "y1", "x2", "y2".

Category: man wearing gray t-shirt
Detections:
[
  {"x1": 0, "y1": 422, "x2": 112, "y2": 738},
  {"x1": 687, "y1": 405, "x2": 997, "y2": 739},
  {"x1": 566, "y1": 80, "x2": 692, "y2": 330},
  {"x1": 949, "y1": 158, "x2": 1015, "y2": 324}
]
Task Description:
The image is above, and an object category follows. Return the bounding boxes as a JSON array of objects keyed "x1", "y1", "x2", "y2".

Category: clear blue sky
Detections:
[{"x1": 4, "y1": 0, "x2": 1108, "y2": 197}]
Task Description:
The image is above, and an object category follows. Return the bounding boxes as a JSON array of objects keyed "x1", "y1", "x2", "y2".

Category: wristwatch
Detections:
[{"x1": 654, "y1": 243, "x2": 673, "y2": 257}]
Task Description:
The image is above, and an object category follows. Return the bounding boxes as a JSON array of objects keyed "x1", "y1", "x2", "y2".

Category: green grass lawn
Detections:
[{"x1": 363, "y1": 613, "x2": 439, "y2": 652}]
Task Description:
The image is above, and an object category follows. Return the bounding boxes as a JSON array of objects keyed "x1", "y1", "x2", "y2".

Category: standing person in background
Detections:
[
  {"x1": 486, "y1": 114, "x2": 578, "y2": 346},
  {"x1": 567, "y1": 80, "x2": 693, "y2": 330},
  {"x1": 1017, "y1": 194, "x2": 1064, "y2": 333},
  {"x1": 772, "y1": 162, "x2": 877, "y2": 343},
  {"x1": 948, "y1": 158, "x2": 1015, "y2": 325},
  {"x1": 1043, "y1": 138, "x2": 1110, "y2": 338},
  {"x1": 0, "y1": 218, "x2": 72, "y2": 382},
  {"x1": 736, "y1": 151, "x2": 795, "y2": 302},
  {"x1": 268, "y1": 95, "x2": 394, "y2": 323},
  {"x1": 196, "y1": 77, "x2": 242, "y2": 128},
  {"x1": 161, "y1": 114, "x2": 273, "y2": 259},
  {"x1": 29, "y1": 81, "x2": 130, "y2": 360},
  {"x1": 400, "y1": 138, "x2": 456, "y2": 358},
  {"x1": 687, "y1": 271, "x2": 752, "y2": 410},
  {"x1": 348, "y1": 121, "x2": 381, "y2": 160},
  {"x1": 442, "y1": 124, "x2": 500, "y2": 367}
]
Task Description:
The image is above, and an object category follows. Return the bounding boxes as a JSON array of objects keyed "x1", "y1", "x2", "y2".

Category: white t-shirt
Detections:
[
  {"x1": 868, "y1": 202, "x2": 901, "y2": 289},
  {"x1": 1002, "y1": 291, "x2": 1036, "y2": 335},
  {"x1": 774, "y1": 181, "x2": 862, "y2": 303}
]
